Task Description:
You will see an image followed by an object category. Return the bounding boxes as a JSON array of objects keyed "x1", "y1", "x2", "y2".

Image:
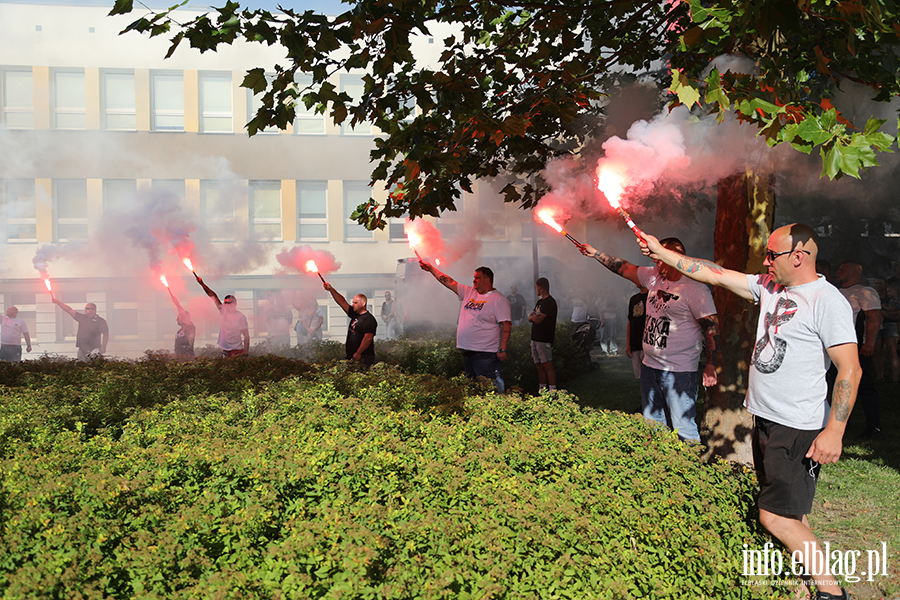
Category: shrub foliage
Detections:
[{"x1": 0, "y1": 357, "x2": 784, "y2": 599}]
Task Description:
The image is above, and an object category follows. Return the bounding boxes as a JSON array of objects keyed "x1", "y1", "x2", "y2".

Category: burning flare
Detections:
[
  {"x1": 160, "y1": 275, "x2": 169, "y2": 288},
  {"x1": 44, "y1": 278, "x2": 52, "y2": 293},
  {"x1": 536, "y1": 209, "x2": 582, "y2": 247},
  {"x1": 305, "y1": 260, "x2": 326, "y2": 284},
  {"x1": 183, "y1": 258, "x2": 194, "y2": 273},
  {"x1": 596, "y1": 164, "x2": 643, "y2": 240}
]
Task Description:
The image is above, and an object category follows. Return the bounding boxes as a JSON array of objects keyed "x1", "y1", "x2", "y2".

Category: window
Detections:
[
  {"x1": 152, "y1": 179, "x2": 185, "y2": 204},
  {"x1": 2, "y1": 179, "x2": 37, "y2": 242},
  {"x1": 104, "y1": 179, "x2": 137, "y2": 212},
  {"x1": 294, "y1": 74, "x2": 325, "y2": 135},
  {"x1": 102, "y1": 70, "x2": 136, "y2": 131},
  {"x1": 249, "y1": 180, "x2": 282, "y2": 241},
  {"x1": 521, "y1": 218, "x2": 549, "y2": 241},
  {"x1": 297, "y1": 181, "x2": 328, "y2": 241},
  {"x1": 54, "y1": 179, "x2": 89, "y2": 241},
  {"x1": 53, "y1": 70, "x2": 86, "y2": 130},
  {"x1": 344, "y1": 181, "x2": 374, "y2": 240},
  {"x1": 199, "y1": 72, "x2": 232, "y2": 133},
  {"x1": 112, "y1": 296, "x2": 139, "y2": 338},
  {"x1": 340, "y1": 74, "x2": 372, "y2": 135},
  {"x1": 1, "y1": 68, "x2": 33, "y2": 129},
  {"x1": 152, "y1": 72, "x2": 184, "y2": 131},
  {"x1": 200, "y1": 180, "x2": 236, "y2": 241},
  {"x1": 247, "y1": 73, "x2": 279, "y2": 134},
  {"x1": 389, "y1": 217, "x2": 407, "y2": 242}
]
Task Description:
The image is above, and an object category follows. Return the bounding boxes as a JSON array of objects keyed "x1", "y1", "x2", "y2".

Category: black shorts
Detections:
[{"x1": 752, "y1": 416, "x2": 822, "y2": 516}]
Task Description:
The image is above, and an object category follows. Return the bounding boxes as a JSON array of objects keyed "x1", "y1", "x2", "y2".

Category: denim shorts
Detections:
[{"x1": 462, "y1": 350, "x2": 505, "y2": 392}]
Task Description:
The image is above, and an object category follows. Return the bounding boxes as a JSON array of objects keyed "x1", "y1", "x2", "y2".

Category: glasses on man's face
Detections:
[{"x1": 765, "y1": 249, "x2": 811, "y2": 262}]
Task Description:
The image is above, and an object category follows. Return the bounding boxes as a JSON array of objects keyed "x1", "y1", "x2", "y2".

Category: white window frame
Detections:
[
  {"x1": 296, "y1": 180, "x2": 329, "y2": 242},
  {"x1": 112, "y1": 301, "x2": 139, "y2": 340},
  {"x1": 52, "y1": 69, "x2": 86, "y2": 130},
  {"x1": 249, "y1": 180, "x2": 282, "y2": 241},
  {"x1": 151, "y1": 71, "x2": 185, "y2": 132},
  {"x1": 247, "y1": 72, "x2": 279, "y2": 134},
  {"x1": 294, "y1": 73, "x2": 326, "y2": 135},
  {"x1": 200, "y1": 180, "x2": 236, "y2": 242},
  {"x1": 339, "y1": 74, "x2": 372, "y2": 136},
  {"x1": 199, "y1": 71, "x2": 233, "y2": 134},
  {"x1": 102, "y1": 69, "x2": 136, "y2": 131},
  {"x1": 344, "y1": 181, "x2": 374, "y2": 241},
  {"x1": 2, "y1": 179, "x2": 38, "y2": 243},
  {"x1": 54, "y1": 179, "x2": 89, "y2": 242},
  {"x1": 1, "y1": 68, "x2": 34, "y2": 129}
]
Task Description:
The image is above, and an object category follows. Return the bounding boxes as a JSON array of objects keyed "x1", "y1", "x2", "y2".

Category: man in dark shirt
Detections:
[
  {"x1": 627, "y1": 285, "x2": 649, "y2": 379},
  {"x1": 52, "y1": 299, "x2": 109, "y2": 359},
  {"x1": 507, "y1": 285, "x2": 527, "y2": 326},
  {"x1": 528, "y1": 277, "x2": 558, "y2": 392},
  {"x1": 324, "y1": 283, "x2": 377, "y2": 365}
]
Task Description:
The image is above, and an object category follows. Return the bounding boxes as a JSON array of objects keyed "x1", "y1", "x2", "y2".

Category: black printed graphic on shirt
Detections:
[{"x1": 752, "y1": 297, "x2": 798, "y2": 374}]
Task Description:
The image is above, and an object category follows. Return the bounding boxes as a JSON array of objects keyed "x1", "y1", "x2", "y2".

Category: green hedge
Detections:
[{"x1": 0, "y1": 359, "x2": 787, "y2": 599}]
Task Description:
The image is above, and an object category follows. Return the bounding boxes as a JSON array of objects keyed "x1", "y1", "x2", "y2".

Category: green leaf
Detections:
[{"x1": 668, "y1": 71, "x2": 700, "y2": 109}]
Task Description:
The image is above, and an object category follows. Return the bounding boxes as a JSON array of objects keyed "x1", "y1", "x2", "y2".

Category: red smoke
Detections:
[
  {"x1": 404, "y1": 218, "x2": 445, "y2": 261},
  {"x1": 276, "y1": 246, "x2": 341, "y2": 275}
]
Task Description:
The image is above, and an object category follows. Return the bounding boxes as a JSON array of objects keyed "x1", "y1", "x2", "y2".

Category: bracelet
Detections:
[{"x1": 499, "y1": 349, "x2": 506, "y2": 352}]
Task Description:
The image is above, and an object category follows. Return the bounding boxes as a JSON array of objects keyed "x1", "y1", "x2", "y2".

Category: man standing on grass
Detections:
[
  {"x1": 419, "y1": 260, "x2": 511, "y2": 391},
  {"x1": 639, "y1": 223, "x2": 860, "y2": 600},
  {"x1": 528, "y1": 277, "x2": 557, "y2": 393},
  {"x1": 579, "y1": 237, "x2": 719, "y2": 443},
  {"x1": 835, "y1": 260, "x2": 882, "y2": 439}
]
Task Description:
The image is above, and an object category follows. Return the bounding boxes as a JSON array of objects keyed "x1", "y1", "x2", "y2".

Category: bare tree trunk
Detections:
[{"x1": 700, "y1": 170, "x2": 775, "y2": 465}]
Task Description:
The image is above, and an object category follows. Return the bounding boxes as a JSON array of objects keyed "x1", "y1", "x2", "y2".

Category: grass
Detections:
[{"x1": 563, "y1": 350, "x2": 900, "y2": 599}]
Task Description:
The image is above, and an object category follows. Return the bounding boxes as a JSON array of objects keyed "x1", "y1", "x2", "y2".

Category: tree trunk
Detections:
[{"x1": 700, "y1": 170, "x2": 775, "y2": 465}]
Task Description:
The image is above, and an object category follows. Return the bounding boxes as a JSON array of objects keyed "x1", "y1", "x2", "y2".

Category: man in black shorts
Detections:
[{"x1": 640, "y1": 223, "x2": 861, "y2": 600}]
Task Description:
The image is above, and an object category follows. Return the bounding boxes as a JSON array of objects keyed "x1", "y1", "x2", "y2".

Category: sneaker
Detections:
[{"x1": 815, "y1": 589, "x2": 851, "y2": 600}]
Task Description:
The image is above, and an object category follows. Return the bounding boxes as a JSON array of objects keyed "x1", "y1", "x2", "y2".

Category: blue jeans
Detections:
[
  {"x1": 462, "y1": 351, "x2": 505, "y2": 392},
  {"x1": 640, "y1": 365, "x2": 700, "y2": 442}
]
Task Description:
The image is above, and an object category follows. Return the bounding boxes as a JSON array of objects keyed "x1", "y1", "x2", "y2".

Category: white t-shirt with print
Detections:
[
  {"x1": 745, "y1": 274, "x2": 856, "y2": 430},
  {"x1": 456, "y1": 285, "x2": 512, "y2": 352}
]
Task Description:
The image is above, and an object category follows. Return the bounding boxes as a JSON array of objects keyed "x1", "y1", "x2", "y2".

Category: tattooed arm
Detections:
[
  {"x1": 808, "y1": 343, "x2": 862, "y2": 464},
  {"x1": 419, "y1": 260, "x2": 459, "y2": 295},
  {"x1": 579, "y1": 243, "x2": 641, "y2": 287},
  {"x1": 637, "y1": 232, "x2": 754, "y2": 301},
  {"x1": 698, "y1": 315, "x2": 720, "y2": 388}
]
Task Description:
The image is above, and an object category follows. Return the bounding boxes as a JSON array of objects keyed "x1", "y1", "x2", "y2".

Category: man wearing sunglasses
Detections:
[
  {"x1": 52, "y1": 299, "x2": 109, "y2": 360},
  {"x1": 638, "y1": 223, "x2": 860, "y2": 600},
  {"x1": 195, "y1": 278, "x2": 250, "y2": 357}
]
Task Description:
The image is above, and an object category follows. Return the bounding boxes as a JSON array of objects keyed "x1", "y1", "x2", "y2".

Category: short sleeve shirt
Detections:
[
  {"x1": 73, "y1": 313, "x2": 109, "y2": 351},
  {"x1": 745, "y1": 274, "x2": 857, "y2": 429},
  {"x1": 531, "y1": 295, "x2": 558, "y2": 343},
  {"x1": 456, "y1": 285, "x2": 512, "y2": 352},
  {"x1": 218, "y1": 310, "x2": 249, "y2": 351},
  {"x1": 345, "y1": 308, "x2": 377, "y2": 358},
  {"x1": 0, "y1": 316, "x2": 29, "y2": 346},
  {"x1": 637, "y1": 267, "x2": 717, "y2": 372}
]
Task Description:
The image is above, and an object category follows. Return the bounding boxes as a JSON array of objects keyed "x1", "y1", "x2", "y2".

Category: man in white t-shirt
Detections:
[
  {"x1": 195, "y1": 277, "x2": 250, "y2": 357},
  {"x1": 0, "y1": 307, "x2": 32, "y2": 362},
  {"x1": 639, "y1": 223, "x2": 860, "y2": 600},
  {"x1": 580, "y1": 237, "x2": 719, "y2": 442},
  {"x1": 836, "y1": 260, "x2": 882, "y2": 438},
  {"x1": 419, "y1": 260, "x2": 511, "y2": 391}
]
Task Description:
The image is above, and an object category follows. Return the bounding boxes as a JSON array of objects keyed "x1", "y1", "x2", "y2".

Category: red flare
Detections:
[
  {"x1": 183, "y1": 258, "x2": 194, "y2": 273},
  {"x1": 536, "y1": 209, "x2": 582, "y2": 247},
  {"x1": 160, "y1": 275, "x2": 169, "y2": 288},
  {"x1": 305, "y1": 260, "x2": 326, "y2": 284}
]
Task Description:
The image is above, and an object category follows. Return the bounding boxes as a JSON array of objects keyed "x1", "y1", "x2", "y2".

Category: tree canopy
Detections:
[{"x1": 110, "y1": 0, "x2": 900, "y2": 228}]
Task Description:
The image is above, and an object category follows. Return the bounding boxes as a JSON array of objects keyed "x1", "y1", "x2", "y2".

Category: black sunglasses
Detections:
[{"x1": 766, "y1": 249, "x2": 811, "y2": 262}]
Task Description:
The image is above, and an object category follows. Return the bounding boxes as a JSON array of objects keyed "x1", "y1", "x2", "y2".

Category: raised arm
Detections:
[
  {"x1": 419, "y1": 260, "x2": 459, "y2": 295},
  {"x1": 51, "y1": 297, "x2": 77, "y2": 318},
  {"x1": 195, "y1": 276, "x2": 222, "y2": 310},
  {"x1": 808, "y1": 342, "x2": 861, "y2": 464},
  {"x1": 579, "y1": 243, "x2": 641, "y2": 287},
  {"x1": 639, "y1": 232, "x2": 753, "y2": 301},
  {"x1": 324, "y1": 282, "x2": 350, "y2": 313}
]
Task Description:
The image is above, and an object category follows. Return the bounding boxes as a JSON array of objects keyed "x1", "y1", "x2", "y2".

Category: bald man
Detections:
[
  {"x1": 640, "y1": 223, "x2": 861, "y2": 600},
  {"x1": 324, "y1": 283, "x2": 377, "y2": 366}
]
